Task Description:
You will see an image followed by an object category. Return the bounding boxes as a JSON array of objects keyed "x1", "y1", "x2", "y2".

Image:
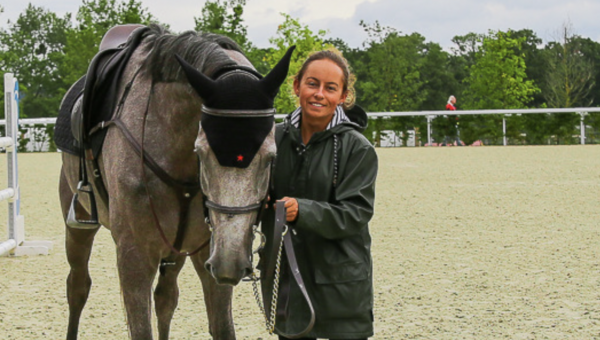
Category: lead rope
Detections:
[
  {"x1": 251, "y1": 224, "x2": 287, "y2": 334},
  {"x1": 251, "y1": 132, "x2": 337, "y2": 335}
]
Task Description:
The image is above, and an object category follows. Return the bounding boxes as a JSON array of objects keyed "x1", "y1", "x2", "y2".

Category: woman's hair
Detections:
[{"x1": 294, "y1": 48, "x2": 356, "y2": 109}]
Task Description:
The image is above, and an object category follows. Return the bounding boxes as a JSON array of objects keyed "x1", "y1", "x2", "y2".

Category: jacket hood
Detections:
[{"x1": 342, "y1": 104, "x2": 368, "y2": 132}]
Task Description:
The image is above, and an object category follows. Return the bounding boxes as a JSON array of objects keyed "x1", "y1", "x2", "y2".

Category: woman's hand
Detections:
[{"x1": 277, "y1": 197, "x2": 299, "y2": 222}]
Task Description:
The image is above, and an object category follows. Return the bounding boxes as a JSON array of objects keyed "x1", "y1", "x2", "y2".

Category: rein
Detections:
[
  {"x1": 92, "y1": 68, "x2": 207, "y2": 257},
  {"x1": 139, "y1": 84, "x2": 208, "y2": 256}
]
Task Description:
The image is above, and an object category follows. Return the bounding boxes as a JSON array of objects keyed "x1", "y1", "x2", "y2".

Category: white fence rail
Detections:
[
  {"x1": 362, "y1": 107, "x2": 600, "y2": 146},
  {"x1": 0, "y1": 73, "x2": 52, "y2": 256},
  {"x1": 4, "y1": 108, "x2": 600, "y2": 147}
]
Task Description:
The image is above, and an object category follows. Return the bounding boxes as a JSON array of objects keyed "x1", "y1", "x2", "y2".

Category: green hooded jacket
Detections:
[{"x1": 261, "y1": 106, "x2": 378, "y2": 339}]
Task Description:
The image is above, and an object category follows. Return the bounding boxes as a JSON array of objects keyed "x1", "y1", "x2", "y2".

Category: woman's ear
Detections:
[
  {"x1": 339, "y1": 90, "x2": 348, "y2": 105},
  {"x1": 293, "y1": 78, "x2": 300, "y2": 96}
]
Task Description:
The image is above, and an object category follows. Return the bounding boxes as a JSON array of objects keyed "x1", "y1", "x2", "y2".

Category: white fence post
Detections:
[
  {"x1": 502, "y1": 117, "x2": 507, "y2": 146},
  {"x1": 426, "y1": 115, "x2": 434, "y2": 146},
  {"x1": 579, "y1": 112, "x2": 587, "y2": 145},
  {"x1": 0, "y1": 73, "x2": 52, "y2": 256}
]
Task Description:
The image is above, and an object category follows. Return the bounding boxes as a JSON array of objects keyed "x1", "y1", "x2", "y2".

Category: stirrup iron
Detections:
[{"x1": 66, "y1": 181, "x2": 101, "y2": 229}]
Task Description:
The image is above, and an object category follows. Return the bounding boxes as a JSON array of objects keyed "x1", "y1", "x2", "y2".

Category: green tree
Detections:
[
  {"x1": 577, "y1": 37, "x2": 600, "y2": 106},
  {"x1": 195, "y1": 0, "x2": 248, "y2": 48},
  {"x1": 451, "y1": 32, "x2": 483, "y2": 68},
  {"x1": 194, "y1": 0, "x2": 269, "y2": 74},
  {"x1": 464, "y1": 30, "x2": 539, "y2": 110},
  {"x1": 510, "y1": 29, "x2": 550, "y2": 144},
  {"x1": 358, "y1": 21, "x2": 434, "y2": 146},
  {"x1": 543, "y1": 26, "x2": 595, "y2": 108},
  {"x1": 576, "y1": 37, "x2": 600, "y2": 142},
  {"x1": 462, "y1": 30, "x2": 540, "y2": 144},
  {"x1": 543, "y1": 23, "x2": 595, "y2": 144},
  {"x1": 359, "y1": 22, "x2": 426, "y2": 112},
  {"x1": 61, "y1": 0, "x2": 156, "y2": 86},
  {"x1": 511, "y1": 29, "x2": 547, "y2": 107},
  {"x1": 265, "y1": 13, "x2": 330, "y2": 114},
  {"x1": 0, "y1": 4, "x2": 4, "y2": 112},
  {"x1": 419, "y1": 42, "x2": 458, "y2": 111},
  {"x1": 0, "y1": 4, "x2": 71, "y2": 118}
]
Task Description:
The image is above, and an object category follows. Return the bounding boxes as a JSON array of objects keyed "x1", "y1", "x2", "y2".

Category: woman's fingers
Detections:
[{"x1": 278, "y1": 197, "x2": 299, "y2": 222}]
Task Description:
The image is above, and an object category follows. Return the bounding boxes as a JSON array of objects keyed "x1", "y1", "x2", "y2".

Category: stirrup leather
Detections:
[{"x1": 66, "y1": 181, "x2": 101, "y2": 229}]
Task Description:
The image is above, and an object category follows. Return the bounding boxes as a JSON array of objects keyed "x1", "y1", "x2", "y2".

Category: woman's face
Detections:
[{"x1": 293, "y1": 59, "x2": 348, "y2": 125}]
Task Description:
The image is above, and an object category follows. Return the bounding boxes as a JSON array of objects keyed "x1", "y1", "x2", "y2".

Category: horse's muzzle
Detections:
[{"x1": 205, "y1": 257, "x2": 253, "y2": 286}]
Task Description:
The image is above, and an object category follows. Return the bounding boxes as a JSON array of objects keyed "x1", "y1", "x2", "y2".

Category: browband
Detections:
[{"x1": 202, "y1": 105, "x2": 276, "y2": 118}]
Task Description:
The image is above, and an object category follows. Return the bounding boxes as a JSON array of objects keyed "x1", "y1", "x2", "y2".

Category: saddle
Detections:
[
  {"x1": 72, "y1": 24, "x2": 148, "y2": 156},
  {"x1": 65, "y1": 24, "x2": 149, "y2": 229}
]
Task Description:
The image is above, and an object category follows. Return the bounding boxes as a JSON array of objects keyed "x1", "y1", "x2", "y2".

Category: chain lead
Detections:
[{"x1": 250, "y1": 225, "x2": 288, "y2": 334}]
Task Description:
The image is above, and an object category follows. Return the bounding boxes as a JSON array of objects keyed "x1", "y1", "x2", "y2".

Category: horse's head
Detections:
[{"x1": 176, "y1": 46, "x2": 295, "y2": 285}]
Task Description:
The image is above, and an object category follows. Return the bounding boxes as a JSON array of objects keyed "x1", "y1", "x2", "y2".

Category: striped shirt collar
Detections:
[{"x1": 289, "y1": 105, "x2": 349, "y2": 130}]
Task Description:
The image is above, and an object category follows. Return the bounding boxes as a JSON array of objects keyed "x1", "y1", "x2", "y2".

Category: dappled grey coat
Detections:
[{"x1": 261, "y1": 105, "x2": 378, "y2": 339}]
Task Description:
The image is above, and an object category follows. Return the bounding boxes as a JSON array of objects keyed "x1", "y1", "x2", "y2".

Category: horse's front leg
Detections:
[
  {"x1": 65, "y1": 225, "x2": 100, "y2": 340},
  {"x1": 113, "y1": 228, "x2": 158, "y2": 339},
  {"x1": 154, "y1": 256, "x2": 186, "y2": 340},
  {"x1": 60, "y1": 169, "x2": 101, "y2": 340},
  {"x1": 191, "y1": 251, "x2": 236, "y2": 339}
]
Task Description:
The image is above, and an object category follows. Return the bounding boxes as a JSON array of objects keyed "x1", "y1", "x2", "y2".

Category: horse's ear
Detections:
[
  {"x1": 175, "y1": 54, "x2": 216, "y2": 100},
  {"x1": 260, "y1": 45, "x2": 296, "y2": 98}
]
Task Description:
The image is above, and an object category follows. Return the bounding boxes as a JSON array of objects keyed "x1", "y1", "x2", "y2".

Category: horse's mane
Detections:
[{"x1": 141, "y1": 24, "x2": 243, "y2": 83}]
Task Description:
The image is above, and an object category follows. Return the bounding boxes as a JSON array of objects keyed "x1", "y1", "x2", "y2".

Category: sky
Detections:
[{"x1": 3, "y1": 0, "x2": 600, "y2": 50}]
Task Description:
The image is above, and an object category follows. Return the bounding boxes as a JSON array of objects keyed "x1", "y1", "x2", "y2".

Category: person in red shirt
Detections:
[
  {"x1": 446, "y1": 95, "x2": 456, "y2": 111},
  {"x1": 444, "y1": 95, "x2": 464, "y2": 145}
]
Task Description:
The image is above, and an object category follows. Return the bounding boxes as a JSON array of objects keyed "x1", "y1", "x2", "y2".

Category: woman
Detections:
[
  {"x1": 262, "y1": 48, "x2": 378, "y2": 340},
  {"x1": 445, "y1": 95, "x2": 456, "y2": 111}
]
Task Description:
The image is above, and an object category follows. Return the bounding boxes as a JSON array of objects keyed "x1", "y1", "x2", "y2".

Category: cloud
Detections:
[{"x1": 3, "y1": 0, "x2": 600, "y2": 50}]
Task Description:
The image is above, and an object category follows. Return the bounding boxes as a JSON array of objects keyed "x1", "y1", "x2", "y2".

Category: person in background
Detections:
[
  {"x1": 262, "y1": 48, "x2": 378, "y2": 340},
  {"x1": 446, "y1": 95, "x2": 457, "y2": 111},
  {"x1": 444, "y1": 95, "x2": 463, "y2": 146}
]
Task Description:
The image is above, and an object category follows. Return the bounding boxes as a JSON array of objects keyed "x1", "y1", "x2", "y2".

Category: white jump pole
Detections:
[{"x1": 0, "y1": 73, "x2": 52, "y2": 256}]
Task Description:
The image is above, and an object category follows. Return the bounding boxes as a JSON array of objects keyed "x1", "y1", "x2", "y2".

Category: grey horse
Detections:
[{"x1": 58, "y1": 25, "x2": 293, "y2": 339}]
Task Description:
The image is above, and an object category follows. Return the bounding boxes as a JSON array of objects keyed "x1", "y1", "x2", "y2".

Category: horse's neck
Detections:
[{"x1": 153, "y1": 81, "x2": 203, "y2": 133}]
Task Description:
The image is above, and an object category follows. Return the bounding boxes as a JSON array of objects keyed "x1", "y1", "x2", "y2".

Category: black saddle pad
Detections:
[{"x1": 54, "y1": 76, "x2": 86, "y2": 155}]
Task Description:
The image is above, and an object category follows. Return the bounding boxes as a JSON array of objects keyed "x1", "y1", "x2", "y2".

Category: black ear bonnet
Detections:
[
  {"x1": 175, "y1": 46, "x2": 296, "y2": 168},
  {"x1": 200, "y1": 113, "x2": 274, "y2": 168}
]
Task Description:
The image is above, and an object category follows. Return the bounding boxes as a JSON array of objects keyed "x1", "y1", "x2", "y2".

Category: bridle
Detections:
[{"x1": 198, "y1": 104, "x2": 276, "y2": 241}]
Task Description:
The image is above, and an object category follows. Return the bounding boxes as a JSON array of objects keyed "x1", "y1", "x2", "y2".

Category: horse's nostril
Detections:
[{"x1": 243, "y1": 267, "x2": 253, "y2": 279}]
